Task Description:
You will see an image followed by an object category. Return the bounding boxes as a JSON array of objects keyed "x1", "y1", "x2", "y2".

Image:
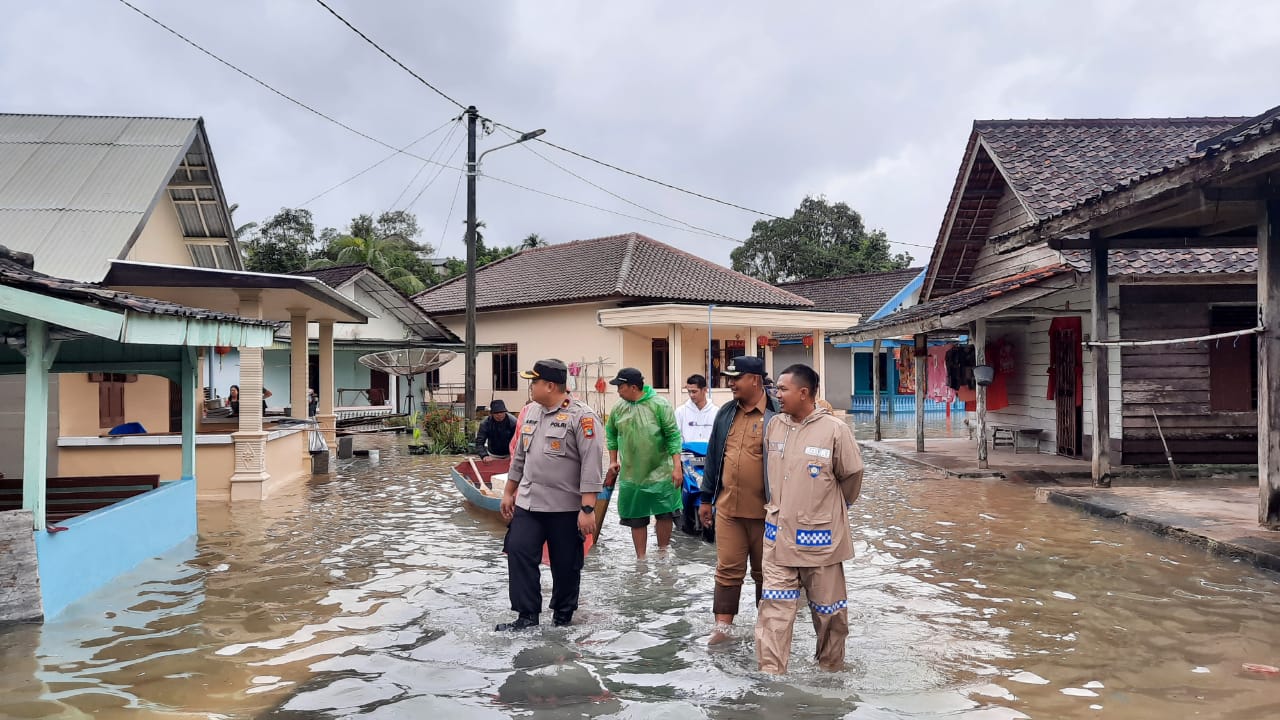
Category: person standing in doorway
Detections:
[
  {"x1": 698, "y1": 355, "x2": 778, "y2": 644},
  {"x1": 496, "y1": 359, "x2": 604, "y2": 631},
  {"x1": 605, "y1": 367, "x2": 684, "y2": 560},
  {"x1": 755, "y1": 363, "x2": 864, "y2": 674}
]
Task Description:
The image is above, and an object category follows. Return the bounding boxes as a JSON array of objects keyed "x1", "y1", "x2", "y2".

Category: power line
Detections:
[
  {"x1": 311, "y1": 0, "x2": 466, "y2": 110},
  {"x1": 390, "y1": 118, "x2": 463, "y2": 209},
  {"x1": 404, "y1": 131, "x2": 467, "y2": 211},
  {"x1": 299, "y1": 116, "x2": 457, "y2": 206},
  {"x1": 496, "y1": 127, "x2": 741, "y2": 243},
  {"x1": 436, "y1": 169, "x2": 466, "y2": 257},
  {"x1": 116, "y1": 0, "x2": 463, "y2": 173}
]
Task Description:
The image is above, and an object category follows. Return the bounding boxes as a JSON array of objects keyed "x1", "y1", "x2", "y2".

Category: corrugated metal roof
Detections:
[{"x1": 0, "y1": 115, "x2": 197, "y2": 281}]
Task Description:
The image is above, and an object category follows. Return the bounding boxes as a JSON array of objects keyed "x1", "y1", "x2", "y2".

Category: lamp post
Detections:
[{"x1": 463, "y1": 106, "x2": 545, "y2": 429}]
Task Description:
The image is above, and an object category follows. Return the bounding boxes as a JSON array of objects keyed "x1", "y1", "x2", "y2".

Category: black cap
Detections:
[
  {"x1": 609, "y1": 367, "x2": 645, "y2": 387},
  {"x1": 519, "y1": 358, "x2": 568, "y2": 385},
  {"x1": 722, "y1": 356, "x2": 765, "y2": 377},
  {"x1": 489, "y1": 399, "x2": 508, "y2": 413}
]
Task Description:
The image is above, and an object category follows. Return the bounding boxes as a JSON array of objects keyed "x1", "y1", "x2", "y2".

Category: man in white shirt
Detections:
[
  {"x1": 676, "y1": 374, "x2": 719, "y2": 535},
  {"x1": 676, "y1": 374, "x2": 718, "y2": 443}
]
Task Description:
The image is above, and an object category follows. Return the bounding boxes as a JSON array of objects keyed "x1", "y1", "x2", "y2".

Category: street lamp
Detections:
[{"x1": 462, "y1": 106, "x2": 546, "y2": 430}]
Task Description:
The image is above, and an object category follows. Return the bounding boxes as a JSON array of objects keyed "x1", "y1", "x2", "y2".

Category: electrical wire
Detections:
[
  {"x1": 390, "y1": 118, "x2": 463, "y2": 209},
  {"x1": 495, "y1": 127, "x2": 741, "y2": 242},
  {"x1": 436, "y1": 168, "x2": 466, "y2": 257},
  {"x1": 312, "y1": 0, "x2": 466, "y2": 110},
  {"x1": 404, "y1": 131, "x2": 467, "y2": 211},
  {"x1": 299, "y1": 116, "x2": 457, "y2": 206}
]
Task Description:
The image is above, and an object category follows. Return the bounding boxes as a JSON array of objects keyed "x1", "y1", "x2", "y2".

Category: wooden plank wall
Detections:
[
  {"x1": 1120, "y1": 285, "x2": 1257, "y2": 465},
  {"x1": 970, "y1": 240, "x2": 1063, "y2": 287},
  {"x1": 983, "y1": 285, "x2": 1122, "y2": 454}
]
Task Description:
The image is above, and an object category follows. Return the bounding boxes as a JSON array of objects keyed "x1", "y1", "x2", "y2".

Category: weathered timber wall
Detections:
[
  {"x1": 1120, "y1": 285, "x2": 1257, "y2": 465},
  {"x1": 0, "y1": 510, "x2": 42, "y2": 623}
]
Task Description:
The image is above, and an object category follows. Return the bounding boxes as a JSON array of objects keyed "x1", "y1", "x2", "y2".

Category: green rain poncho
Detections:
[{"x1": 605, "y1": 385, "x2": 685, "y2": 520}]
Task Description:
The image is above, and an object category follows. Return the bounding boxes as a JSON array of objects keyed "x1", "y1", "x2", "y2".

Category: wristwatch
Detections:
[{"x1": 580, "y1": 504, "x2": 596, "y2": 514}]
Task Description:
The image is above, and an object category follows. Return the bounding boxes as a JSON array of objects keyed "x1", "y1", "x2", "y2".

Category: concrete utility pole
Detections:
[
  {"x1": 464, "y1": 106, "x2": 479, "y2": 430},
  {"x1": 463, "y1": 108, "x2": 545, "y2": 430}
]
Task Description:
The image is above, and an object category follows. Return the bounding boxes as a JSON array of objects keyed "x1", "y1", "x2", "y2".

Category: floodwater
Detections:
[{"x1": 2, "y1": 416, "x2": 1279, "y2": 719}]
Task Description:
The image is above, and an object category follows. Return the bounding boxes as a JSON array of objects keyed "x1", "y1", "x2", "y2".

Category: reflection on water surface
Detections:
[{"x1": 1, "y1": 417, "x2": 1278, "y2": 719}]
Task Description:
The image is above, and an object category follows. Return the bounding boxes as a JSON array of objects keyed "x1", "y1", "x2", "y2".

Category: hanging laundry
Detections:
[
  {"x1": 896, "y1": 345, "x2": 916, "y2": 395},
  {"x1": 927, "y1": 344, "x2": 955, "y2": 403}
]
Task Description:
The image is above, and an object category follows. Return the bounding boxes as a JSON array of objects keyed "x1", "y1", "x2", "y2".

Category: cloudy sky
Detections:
[{"x1": 4, "y1": 0, "x2": 1278, "y2": 267}]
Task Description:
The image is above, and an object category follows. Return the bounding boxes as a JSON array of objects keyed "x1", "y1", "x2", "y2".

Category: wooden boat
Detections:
[{"x1": 451, "y1": 457, "x2": 508, "y2": 512}]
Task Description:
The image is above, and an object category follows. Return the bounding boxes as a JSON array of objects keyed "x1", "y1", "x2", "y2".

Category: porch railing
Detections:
[{"x1": 849, "y1": 395, "x2": 966, "y2": 413}]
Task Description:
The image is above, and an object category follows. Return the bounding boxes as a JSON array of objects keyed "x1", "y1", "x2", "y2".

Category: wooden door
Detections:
[
  {"x1": 369, "y1": 370, "x2": 390, "y2": 406},
  {"x1": 1054, "y1": 326, "x2": 1081, "y2": 456}
]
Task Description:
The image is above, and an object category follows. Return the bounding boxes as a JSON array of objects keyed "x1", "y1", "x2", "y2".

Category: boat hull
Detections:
[{"x1": 451, "y1": 467, "x2": 503, "y2": 512}]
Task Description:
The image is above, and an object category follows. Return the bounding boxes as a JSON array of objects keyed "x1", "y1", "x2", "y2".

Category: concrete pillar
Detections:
[
  {"x1": 668, "y1": 323, "x2": 683, "y2": 407},
  {"x1": 318, "y1": 320, "x2": 337, "y2": 448},
  {"x1": 181, "y1": 347, "x2": 197, "y2": 481},
  {"x1": 813, "y1": 330, "x2": 827, "y2": 400},
  {"x1": 289, "y1": 309, "x2": 309, "y2": 420},
  {"x1": 231, "y1": 291, "x2": 269, "y2": 500},
  {"x1": 22, "y1": 319, "x2": 55, "y2": 531}
]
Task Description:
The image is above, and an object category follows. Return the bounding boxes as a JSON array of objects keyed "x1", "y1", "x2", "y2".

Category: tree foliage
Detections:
[
  {"x1": 729, "y1": 195, "x2": 911, "y2": 283},
  {"x1": 244, "y1": 207, "x2": 315, "y2": 273}
]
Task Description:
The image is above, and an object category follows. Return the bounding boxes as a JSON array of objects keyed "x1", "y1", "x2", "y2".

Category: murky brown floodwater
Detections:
[{"x1": 2, "y1": 416, "x2": 1278, "y2": 719}]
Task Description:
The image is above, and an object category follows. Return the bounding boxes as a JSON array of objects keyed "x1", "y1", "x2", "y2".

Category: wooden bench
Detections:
[
  {"x1": 991, "y1": 426, "x2": 1044, "y2": 454},
  {"x1": 0, "y1": 475, "x2": 161, "y2": 523}
]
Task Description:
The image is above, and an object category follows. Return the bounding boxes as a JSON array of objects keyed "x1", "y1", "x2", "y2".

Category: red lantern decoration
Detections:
[
  {"x1": 756, "y1": 334, "x2": 769, "y2": 348},
  {"x1": 214, "y1": 346, "x2": 231, "y2": 355},
  {"x1": 767, "y1": 338, "x2": 780, "y2": 349},
  {"x1": 802, "y1": 335, "x2": 814, "y2": 348}
]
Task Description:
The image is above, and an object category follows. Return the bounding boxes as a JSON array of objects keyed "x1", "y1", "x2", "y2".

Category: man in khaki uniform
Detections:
[
  {"x1": 497, "y1": 359, "x2": 604, "y2": 631},
  {"x1": 755, "y1": 363, "x2": 864, "y2": 674},
  {"x1": 698, "y1": 355, "x2": 779, "y2": 644}
]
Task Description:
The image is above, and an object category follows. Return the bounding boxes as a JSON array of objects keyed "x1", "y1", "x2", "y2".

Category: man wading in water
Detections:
[{"x1": 755, "y1": 363, "x2": 864, "y2": 673}]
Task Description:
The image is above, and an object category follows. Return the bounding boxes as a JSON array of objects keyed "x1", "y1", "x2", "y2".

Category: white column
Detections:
[
  {"x1": 289, "y1": 309, "x2": 309, "y2": 420},
  {"x1": 872, "y1": 339, "x2": 882, "y2": 442},
  {"x1": 318, "y1": 320, "x2": 337, "y2": 448},
  {"x1": 22, "y1": 319, "x2": 56, "y2": 531},
  {"x1": 231, "y1": 291, "x2": 269, "y2": 500},
  {"x1": 181, "y1": 346, "x2": 197, "y2": 481},
  {"x1": 813, "y1": 329, "x2": 827, "y2": 400},
  {"x1": 668, "y1": 323, "x2": 683, "y2": 406}
]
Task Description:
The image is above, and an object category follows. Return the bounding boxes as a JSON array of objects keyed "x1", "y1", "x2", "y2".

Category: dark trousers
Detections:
[{"x1": 505, "y1": 507, "x2": 584, "y2": 618}]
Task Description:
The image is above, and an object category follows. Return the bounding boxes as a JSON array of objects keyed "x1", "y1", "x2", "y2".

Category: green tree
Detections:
[
  {"x1": 245, "y1": 207, "x2": 315, "y2": 273},
  {"x1": 309, "y1": 211, "x2": 436, "y2": 294},
  {"x1": 730, "y1": 195, "x2": 910, "y2": 283},
  {"x1": 520, "y1": 232, "x2": 548, "y2": 249},
  {"x1": 228, "y1": 203, "x2": 259, "y2": 241}
]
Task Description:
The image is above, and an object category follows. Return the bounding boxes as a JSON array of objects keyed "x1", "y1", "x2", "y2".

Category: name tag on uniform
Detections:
[
  {"x1": 768, "y1": 441, "x2": 785, "y2": 452},
  {"x1": 804, "y1": 446, "x2": 832, "y2": 459}
]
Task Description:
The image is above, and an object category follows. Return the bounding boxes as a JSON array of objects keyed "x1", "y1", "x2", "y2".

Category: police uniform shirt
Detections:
[{"x1": 508, "y1": 398, "x2": 605, "y2": 512}]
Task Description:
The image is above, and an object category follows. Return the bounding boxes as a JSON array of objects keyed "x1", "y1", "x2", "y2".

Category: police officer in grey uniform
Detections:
[{"x1": 497, "y1": 358, "x2": 605, "y2": 631}]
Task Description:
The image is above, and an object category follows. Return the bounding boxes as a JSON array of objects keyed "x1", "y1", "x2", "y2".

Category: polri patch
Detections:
[
  {"x1": 580, "y1": 416, "x2": 596, "y2": 437},
  {"x1": 804, "y1": 446, "x2": 832, "y2": 459},
  {"x1": 808, "y1": 463, "x2": 822, "y2": 478}
]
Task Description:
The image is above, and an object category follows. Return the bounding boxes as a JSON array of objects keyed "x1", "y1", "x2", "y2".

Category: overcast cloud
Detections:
[{"x1": 3, "y1": 0, "x2": 1279, "y2": 267}]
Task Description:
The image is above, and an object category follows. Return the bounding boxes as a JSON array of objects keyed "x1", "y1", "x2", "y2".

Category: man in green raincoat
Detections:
[{"x1": 605, "y1": 367, "x2": 684, "y2": 559}]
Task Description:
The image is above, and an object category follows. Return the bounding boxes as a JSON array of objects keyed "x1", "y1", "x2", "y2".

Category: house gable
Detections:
[
  {"x1": 0, "y1": 114, "x2": 242, "y2": 281},
  {"x1": 923, "y1": 117, "x2": 1249, "y2": 300}
]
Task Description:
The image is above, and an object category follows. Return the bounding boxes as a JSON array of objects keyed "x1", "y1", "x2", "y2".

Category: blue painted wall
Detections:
[{"x1": 34, "y1": 477, "x2": 196, "y2": 618}]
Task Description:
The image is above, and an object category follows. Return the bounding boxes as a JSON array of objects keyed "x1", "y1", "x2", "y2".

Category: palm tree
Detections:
[
  {"x1": 312, "y1": 234, "x2": 425, "y2": 295},
  {"x1": 521, "y1": 233, "x2": 548, "y2": 249},
  {"x1": 227, "y1": 203, "x2": 259, "y2": 241}
]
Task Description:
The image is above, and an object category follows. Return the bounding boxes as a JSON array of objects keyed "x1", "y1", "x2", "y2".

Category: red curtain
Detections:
[{"x1": 1047, "y1": 317, "x2": 1084, "y2": 407}]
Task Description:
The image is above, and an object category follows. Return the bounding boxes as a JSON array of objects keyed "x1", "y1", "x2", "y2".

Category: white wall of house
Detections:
[
  {"x1": 773, "y1": 343, "x2": 853, "y2": 410},
  {"x1": 126, "y1": 196, "x2": 200, "y2": 268},
  {"x1": 0, "y1": 375, "x2": 59, "y2": 480},
  {"x1": 434, "y1": 302, "x2": 623, "y2": 414}
]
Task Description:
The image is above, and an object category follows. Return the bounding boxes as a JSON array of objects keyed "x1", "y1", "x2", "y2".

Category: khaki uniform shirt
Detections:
[
  {"x1": 763, "y1": 407, "x2": 864, "y2": 567},
  {"x1": 509, "y1": 398, "x2": 605, "y2": 512},
  {"x1": 718, "y1": 396, "x2": 768, "y2": 519}
]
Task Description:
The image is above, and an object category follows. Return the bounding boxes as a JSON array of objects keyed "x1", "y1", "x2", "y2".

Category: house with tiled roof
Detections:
[
  {"x1": 413, "y1": 233, "x2": 862, "y2": 413},
  {"x1": 771, "y1": 267, "x2": 950, "y2": 411},
  {"x1": 837, "y1": 115, "x2": 1261, "y2": 467}
]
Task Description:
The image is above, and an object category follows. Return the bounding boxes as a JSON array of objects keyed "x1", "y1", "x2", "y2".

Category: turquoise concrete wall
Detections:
[{"x1": 34, "y1": 477, "x2": 196, "y2": 618}]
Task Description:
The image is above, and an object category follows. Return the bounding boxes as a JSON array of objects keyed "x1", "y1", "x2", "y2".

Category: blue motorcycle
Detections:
[{"x1": 679, "y1": 441, "x2": 714, "y2": 543}]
